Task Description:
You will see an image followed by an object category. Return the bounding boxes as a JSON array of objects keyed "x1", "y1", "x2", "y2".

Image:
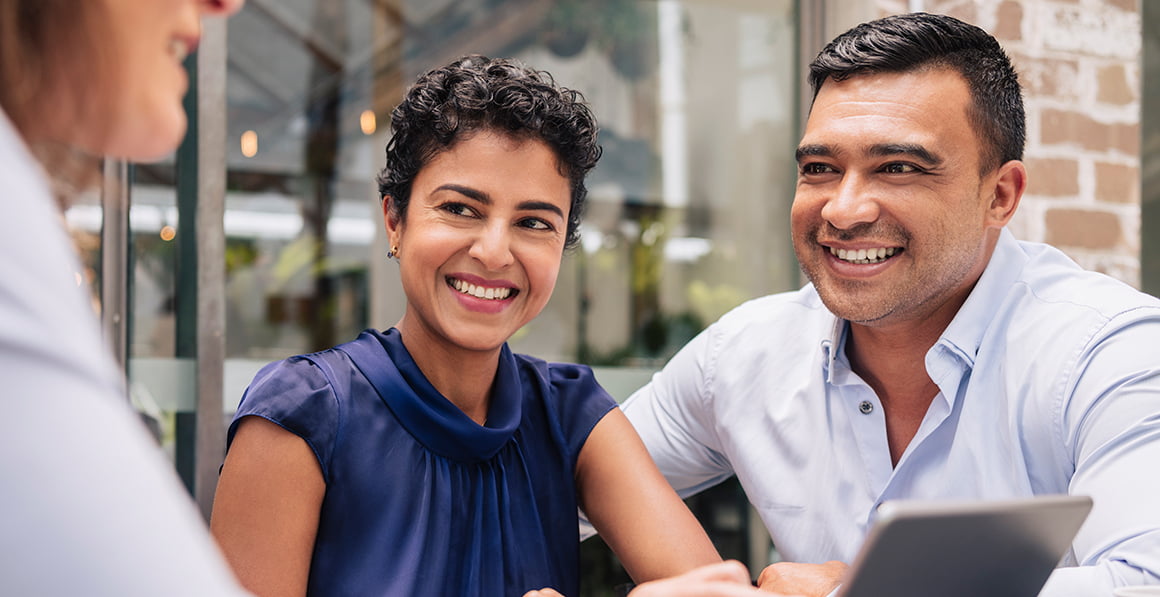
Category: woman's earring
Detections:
[{"x1": 386, "y1": 245, "x2": 400, "y2": 260}]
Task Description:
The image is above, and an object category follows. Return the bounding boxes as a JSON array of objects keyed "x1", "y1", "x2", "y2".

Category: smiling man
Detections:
[{"x1": 620, "y1": 12, "x2": 1160, "y2": 597}]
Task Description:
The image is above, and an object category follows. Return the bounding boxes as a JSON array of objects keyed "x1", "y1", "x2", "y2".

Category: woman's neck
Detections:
[{"x1": 392, "y1": 320, "x2": 500, "y2": 425}]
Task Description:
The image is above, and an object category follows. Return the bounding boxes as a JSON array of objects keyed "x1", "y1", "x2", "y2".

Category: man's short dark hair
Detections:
[
  {"x1": 808, "y1": 12, "x2": 1024, "y2": 172},
  {"x1": 376, "y1": 55, "x2": 601, "y2": 250}
]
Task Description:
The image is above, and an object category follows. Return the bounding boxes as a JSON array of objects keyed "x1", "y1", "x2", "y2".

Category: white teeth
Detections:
[
  {"x1": 170, "y1": 39, "x2": 189, "y2": 63},
  {"x1": 830, "y1": 246, "x2": 898, "y2": 264},
  {"x1": 450, "y1": 278, "x2": 513, "y2": 300}
]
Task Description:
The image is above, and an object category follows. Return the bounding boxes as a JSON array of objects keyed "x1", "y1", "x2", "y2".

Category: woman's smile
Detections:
[
  {"x1": 447, "y1": 275, "x2": 520, "y2": 315},
  {"x1": 448, "y1": 276, "x2": 518, "y2": 301}
]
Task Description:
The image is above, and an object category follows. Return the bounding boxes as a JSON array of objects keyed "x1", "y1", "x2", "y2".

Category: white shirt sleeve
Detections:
[
  {"x1": 621, "y1": 324, "x2": 735, "y2": 497},
  {"x1": 1040, "y1": 312, "x2": 1160, "y2": 594},
  {"x1": 0, "y1": 110, "x2": 250, "y2": 596}
]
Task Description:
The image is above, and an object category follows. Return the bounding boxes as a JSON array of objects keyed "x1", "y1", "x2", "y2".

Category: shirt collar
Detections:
[
  {"x1": 821, "y1": 312, "x2": 845, "y2": 385},
  {"x1": 937, "y1": 228, "x2": 1028, "y2": 367}
]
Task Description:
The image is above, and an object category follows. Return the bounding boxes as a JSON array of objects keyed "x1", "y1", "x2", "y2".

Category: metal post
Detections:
[
  {"x1": 100, "y1": 160, "x2": 131, "y2": 375},
  {"x1": 193, "y1": 16, "x2": 229, "y2": 521},
  {"x1": 1142, "y1": 2, "x2": 1160, "y2": 295},
  {"x1": 796, "y1": 0, "x2": 827, "y2": 136}
]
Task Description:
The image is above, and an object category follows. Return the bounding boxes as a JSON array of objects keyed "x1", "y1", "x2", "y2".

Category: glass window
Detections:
[{"x1": 220, "y1": 0, "x2": 800, "y2": 373}]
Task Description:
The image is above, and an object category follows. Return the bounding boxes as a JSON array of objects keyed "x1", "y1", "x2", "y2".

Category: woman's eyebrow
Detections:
[
  {"x1": 434, "y1": 183, "x2": 490, "y2": 203},
  {"x1": 517, "y1": 201, "x2": 565, "y2": 219},
  {"x1": 434, "y1": 184, "x2": 564, "y2": 218}
]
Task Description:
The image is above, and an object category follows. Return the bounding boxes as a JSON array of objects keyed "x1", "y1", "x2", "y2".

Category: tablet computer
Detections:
[{"x1": 838, "y1": 494, "x2": 1093, "y2": 597}]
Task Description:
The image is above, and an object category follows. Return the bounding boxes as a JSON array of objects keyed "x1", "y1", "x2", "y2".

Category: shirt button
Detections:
[{"x1": 858, "y1": 401, "x2": 874, "y2": 415}]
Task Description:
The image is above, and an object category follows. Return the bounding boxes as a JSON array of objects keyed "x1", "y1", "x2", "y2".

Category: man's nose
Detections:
[{"x1": 819, "y1": 174, "x2": 880, "y2": 230}]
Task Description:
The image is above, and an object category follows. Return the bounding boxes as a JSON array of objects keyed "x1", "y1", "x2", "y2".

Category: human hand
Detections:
[
  {"x1": 629, "y1": 560, "x2": 788, "y2": 597},
  {"x1": 523, "y1": 560, "x2": 804, "y2": 597},
  {"x1": 756, "y1": 560, "x2": 847, "y2": 596}
]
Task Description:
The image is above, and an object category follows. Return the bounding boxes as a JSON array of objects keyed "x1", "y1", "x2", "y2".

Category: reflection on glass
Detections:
[
  {"x1": 68, "y1": 169, "x2": 188, "y2": 460},
  {"x1": 62, "y1": 191, "x2": 103, "y2": 316},
  {"x1": 222, "y1": 0, "x2": 798, "y2": 372}
]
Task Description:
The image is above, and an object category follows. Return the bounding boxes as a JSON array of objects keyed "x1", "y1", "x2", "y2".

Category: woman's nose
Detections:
[{"x1": 468, "y1": 224, "x2": 515, "y2": 271}]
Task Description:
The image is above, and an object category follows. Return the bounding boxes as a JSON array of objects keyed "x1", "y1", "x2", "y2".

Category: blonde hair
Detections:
[{"x1": 0, "y1": 0, "x2": 117, "y2": 198}]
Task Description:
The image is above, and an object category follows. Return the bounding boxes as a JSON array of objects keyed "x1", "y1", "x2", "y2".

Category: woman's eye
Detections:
[
  {"x1": 519, "y1": 218, "x2": 552, "y2": 231},
  {"x1": 441, "y1": 202, "x2": 474, "y2": 217}
]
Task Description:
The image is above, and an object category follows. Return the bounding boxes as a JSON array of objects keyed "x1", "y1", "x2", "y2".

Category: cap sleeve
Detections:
[
  {"x1": 546, "y1": 363, "x2": 618, "y2": 461},
  {"x1": 226, "y1": 355, "x2": 342, "y2": 482}
]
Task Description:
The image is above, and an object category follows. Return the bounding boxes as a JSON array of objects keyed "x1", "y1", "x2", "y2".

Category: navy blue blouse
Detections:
[{"x1": 227, "y1": 328, "x2": 617, "y2": 596}]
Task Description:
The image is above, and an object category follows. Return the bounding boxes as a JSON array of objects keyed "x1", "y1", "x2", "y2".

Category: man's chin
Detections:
[{"x1": 811, "y1": 282, "x2": 897, "y2": 326}]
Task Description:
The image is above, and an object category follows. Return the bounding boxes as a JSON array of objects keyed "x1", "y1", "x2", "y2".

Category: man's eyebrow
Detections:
[
  {"x1": 433, "y1": 184, "x2": 565, "y2": 219},
  {"x1": 868, "y1": 143, "x2": 943, "y2": 166},
  {"x1": 795, "y1": 144, "x2": 833, "y2": 162}
]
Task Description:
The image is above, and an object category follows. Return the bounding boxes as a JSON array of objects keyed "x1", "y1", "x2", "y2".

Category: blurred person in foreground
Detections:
[
  {"x1": 211, "y1": 55, "x2": 777, "y2": 597},
  {"x1": 620, "y1": 12, "x2": 1160, "y2": 597},
  {"x1": 0, "y1": 0, "x2": 252, "y2": 595}
]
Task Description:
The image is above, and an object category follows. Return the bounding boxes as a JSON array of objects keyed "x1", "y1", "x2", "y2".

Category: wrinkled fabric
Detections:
[
  {"x1": 623, "y1": 229, "x2": 1160, "y2": 595},
  {"x1": 230, "y1": 328, "x2": 616, "y2": 596}
]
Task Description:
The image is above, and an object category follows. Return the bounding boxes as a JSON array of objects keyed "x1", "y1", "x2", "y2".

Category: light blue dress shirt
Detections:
[{"x1": 622, "y1": 229, "x2": 1160, "y2": 595}]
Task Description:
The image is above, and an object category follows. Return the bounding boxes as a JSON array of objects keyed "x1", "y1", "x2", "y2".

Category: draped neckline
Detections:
[{"x1": 357, "y1": 328, "x2": 523, "y2": 462}]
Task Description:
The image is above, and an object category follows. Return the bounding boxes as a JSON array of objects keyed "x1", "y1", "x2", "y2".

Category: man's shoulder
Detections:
[
  {"x1": 709, "y1": 286, "x2": 833, "y2": 342},
  {"x1": 1012, "y1": 240, "x2": 1160, "y2": 319}
]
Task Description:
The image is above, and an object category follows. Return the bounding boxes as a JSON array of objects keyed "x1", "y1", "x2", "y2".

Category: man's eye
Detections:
[
  {"x1": 800, "y1": 163, "x2": 835, "y2": 175},
  {"x1": 882, "y1": 163, "x2": 919, "y2": 174}
]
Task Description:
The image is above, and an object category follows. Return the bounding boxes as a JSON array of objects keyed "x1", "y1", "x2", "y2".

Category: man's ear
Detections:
[{"x1": 986, "y1": 160, "x2": 1026, "y2": 228}]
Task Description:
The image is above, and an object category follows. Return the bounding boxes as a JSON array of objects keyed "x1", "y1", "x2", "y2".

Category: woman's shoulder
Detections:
[
  {"x1": 234, "y1": 346, "x2": 364, "y2": 428},
  {"x1": 229, "y1": 349, "x2": 358, "y2": 476},
  {"x1": 247, "y1": 349, "x2": 349, "y2": 396},
  {"x1": 511, "y1": 353, "x2": 616, "y2": 419},
  {"x1": 510, "y1": 353, "x2": 602, "y2": 393},
  {"x1": 508, "y1": 354, "x2": 616, "y2": 462}
]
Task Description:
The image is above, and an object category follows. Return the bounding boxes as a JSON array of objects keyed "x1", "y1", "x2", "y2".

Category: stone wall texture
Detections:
[{"x1": 874, "y1": 0, "x2": 1142, "y2": 285}]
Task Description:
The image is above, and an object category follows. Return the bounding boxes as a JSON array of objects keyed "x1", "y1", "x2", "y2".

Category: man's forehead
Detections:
[
  {"x1": 801, "y1": 71, "x2": 972, "y2": 148},
  {"x1": 809, "y1": 67, "x2": 972, "y2": 116}
]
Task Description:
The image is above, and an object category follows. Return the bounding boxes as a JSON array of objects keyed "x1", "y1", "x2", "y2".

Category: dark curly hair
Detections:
[
  {"x1": 808, "y1": 12, "x2": 1024, "y2": 173},
  {"x1": 376, "y1": 55, "x2": 602, "y2": 250}
]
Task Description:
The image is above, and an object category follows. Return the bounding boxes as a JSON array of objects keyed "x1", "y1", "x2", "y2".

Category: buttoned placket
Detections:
[{"x1": 826, "y1": 324, "x2": 970, "y2": 530}]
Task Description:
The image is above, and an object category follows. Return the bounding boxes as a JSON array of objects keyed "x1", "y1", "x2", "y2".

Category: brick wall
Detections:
[{"x1": 872, "y1": 0, "x2": 1143, "y2": 286}]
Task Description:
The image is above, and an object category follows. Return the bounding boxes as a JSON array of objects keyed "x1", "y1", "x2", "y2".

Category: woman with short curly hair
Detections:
[{"x1": 211, "y1": 55, "x2": 722, "y2": 597}]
